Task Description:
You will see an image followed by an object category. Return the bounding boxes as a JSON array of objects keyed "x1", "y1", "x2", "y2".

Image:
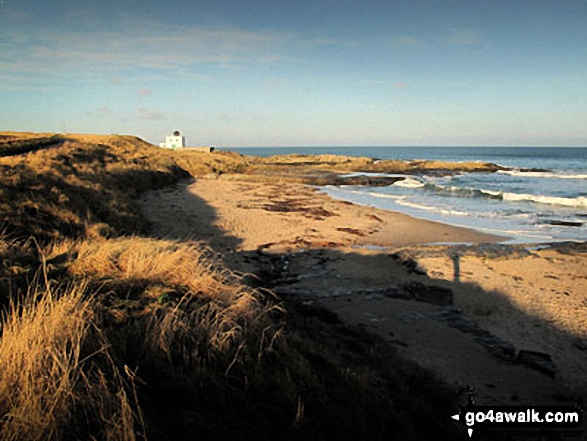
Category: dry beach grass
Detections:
[{"x1": 1, "y1": 132, "x2": 481, "y2": 440}]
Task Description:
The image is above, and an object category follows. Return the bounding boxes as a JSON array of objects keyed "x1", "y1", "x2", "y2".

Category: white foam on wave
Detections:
[
  {"x1": 392, "y1": 177, "x2": 426, "y2": 188},
  {"x1": 323, "y1": 186, "x2": 405, "y2": 201},
  {"x1": 477, "y1": 187, "x2": 587, "y2": 208},
  {"x1": 395, "y1": 199, "x2": 470, "y2": 217},
  {"x1": 438, "y1": 209, "x2": 471, "y2": 217},
  {"x1": 435, "y1": 184, "x2": 466, "y2": 193},
  {"x1": 497, "y1": 169, "x2": 587, "y2": 179},
  {"x1": 501, "y1": 192, "x2": 587, "y2": 208},
  {"x1": 395, "y1": 199, "x2": 436, "y2": 210},
  {"x1": 362, "y1": 191, "x2": 406, "y2": 200}
]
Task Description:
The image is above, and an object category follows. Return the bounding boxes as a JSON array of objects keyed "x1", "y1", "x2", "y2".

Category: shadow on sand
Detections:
[{"x1": 138, "y1": 179, "x2": 587, "y2": 437}]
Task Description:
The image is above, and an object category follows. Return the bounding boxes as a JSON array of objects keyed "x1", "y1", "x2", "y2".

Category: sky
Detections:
[{"x1": 1, "y1": 0, "x2": 586, "y2": 147}]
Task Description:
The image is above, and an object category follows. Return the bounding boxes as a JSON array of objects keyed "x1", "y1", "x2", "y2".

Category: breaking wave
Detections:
[
  {"x1": 496, "y1": 192, "x2": 587, "y2": 208},
  {"x1": 395, "y1": 199, "x2": 470, "y2": 216},
  {"x1": 392, "y1": 177, "x2": 426, "y2": 188},
  {"x1": 497, "y1": 169, "x2": 587, "y2": 179},
  {"x1": 421, "y1": 183, "x2": 587, "y2": 209}
]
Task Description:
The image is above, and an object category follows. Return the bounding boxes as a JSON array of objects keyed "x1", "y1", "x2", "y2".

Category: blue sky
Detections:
[{"x1": 1, "y1": 0, "x2": 586, "y2": 146}]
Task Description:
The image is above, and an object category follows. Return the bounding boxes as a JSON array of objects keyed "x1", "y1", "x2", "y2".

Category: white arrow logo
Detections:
[{"x1": 451, "y1": 414, "x2": 473, "y2": 437}]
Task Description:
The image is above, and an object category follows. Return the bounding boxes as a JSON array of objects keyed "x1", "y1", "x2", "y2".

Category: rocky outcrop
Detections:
[
  {"x1": 302, "y1": 174, "x2": 406, "y2": 187},
  {"x1": 515, "y1": 350, "x2": 556, "y2": 378}
]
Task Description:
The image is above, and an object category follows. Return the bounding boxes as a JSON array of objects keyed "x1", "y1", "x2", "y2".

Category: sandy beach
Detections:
[{"x1": 138, "y1": 176, "x2": 587, "y2": 406}]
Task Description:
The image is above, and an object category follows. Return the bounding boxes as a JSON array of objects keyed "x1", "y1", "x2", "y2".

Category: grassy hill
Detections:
[{"x1": 0, "y1": 132, "x2": 465, "y2": 440}]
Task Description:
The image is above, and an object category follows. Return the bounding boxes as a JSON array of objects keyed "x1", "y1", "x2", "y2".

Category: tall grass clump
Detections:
[
  {"x1": 69, "y1": 237, "x2": 274, "y2": 364},
  {"x1": 0, "y1": 278, "x2": 141, "y2": 441}
]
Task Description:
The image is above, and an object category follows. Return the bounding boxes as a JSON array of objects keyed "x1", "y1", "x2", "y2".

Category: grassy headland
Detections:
[{"x1": 0, "y1": 132, "x2": 493, "y2": 440}]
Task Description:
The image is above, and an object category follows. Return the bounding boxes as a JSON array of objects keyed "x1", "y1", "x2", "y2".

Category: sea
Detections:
[{"x1": 230, "y1": 147, "x2": 587, "y2": 244}]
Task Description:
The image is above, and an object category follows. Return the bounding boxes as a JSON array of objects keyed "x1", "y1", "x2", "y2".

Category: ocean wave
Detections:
[
  {"x1": 326, "y1": 186, "x2": 406, "y2": 200},
  {"x1": 428, "y1": 183, "x2": 499, "y2": 199},
  {"x1": 422, "y1": 183, "x2": 587, "y2": 208},
  {"x1": 499, "y1": 193, "x2": 587, "y2": 208},
  {"x1": 395, "y1": 199, "x2": 470, "y2": 216},
  {"x1": 438, "y1": 209, "x2": 471, "y2": 217},
  {"x1": 395, "y1": 199, "x2": 438, "y2": 211},
  {"x1": 497, "y1": 169, "x2": 587, "y2": 179},
  {"x1": 361, "y1": 191, "x2": 406, "y2": 200},
  {"x1": 479, "y1": 189, "x2": 501, "y2": 198},
  {"x1": 469, "y1": 187, "x2": 587, "y2": 208},
  {"x1": 392, "y1": 177, "x2": 426, "y2": 188}
]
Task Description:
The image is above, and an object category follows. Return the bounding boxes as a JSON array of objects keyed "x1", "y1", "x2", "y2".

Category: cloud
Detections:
[
  {"x1": 137, "y1": 106, "x2": 164, "y2": 120},
  {"x1": 299, "y1": 37, "x2": 359, "y2": 48},
  {"x1": 137, "y1": 88, "x2": 152, "y2": 96},
  {"x1": 87, "y1": 106, "x2": 111, "y2": 117},
  {"x1": 217, "y1": 63, "x2": 247, "y2": 70},
  {"x1": 0, "y1": 72, "x2": 58, "y2": 91},
  {"x1": 0, "y1": 12, "x2": 362, "y2": 94},
  {"x1": 0, "y1": 15, "x2": 276, "y2": 72},
  {"x1": 392, "y1": 36, "x2": 424, "y2": 47},
  {"x1": 0, "y1": 12, "x2": 360, "y2": 80},
  {"x1": 443, "y1": 29, "x2": 481, "y2": 46},
  {"x1": 0, "y1": 22, "x2": 298, "y2": 83}
]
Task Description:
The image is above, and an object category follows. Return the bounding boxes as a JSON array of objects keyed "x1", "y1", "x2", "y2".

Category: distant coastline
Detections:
[{"x1": 228, "y1": 146, "x2": 587, "y2": 244}]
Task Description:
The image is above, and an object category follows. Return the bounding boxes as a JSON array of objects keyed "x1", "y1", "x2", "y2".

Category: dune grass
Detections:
[
  {"x1": 0, "y1": 132, "x2": 466, "y2": 440},
  {"x1": 69, "y1": 237, "x2": 274, "y2": 360},
  {"x1": 0, "y1": 277, "x2": 140, "y2": 441}
]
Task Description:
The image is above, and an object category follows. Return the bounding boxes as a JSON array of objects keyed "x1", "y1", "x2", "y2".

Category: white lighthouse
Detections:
[{"x1": 159, "y1": 130, "x2": 185, "y2": 149}]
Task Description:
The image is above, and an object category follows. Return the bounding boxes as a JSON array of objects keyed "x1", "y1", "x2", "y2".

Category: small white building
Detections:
[{"x1": 159, "y1": 131, "x2": 185, "y2": 149}]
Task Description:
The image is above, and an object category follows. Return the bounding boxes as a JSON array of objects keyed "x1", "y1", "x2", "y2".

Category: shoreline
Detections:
[
  {"x1": 190, "y1": 177, "x2": 506, "y2": 251},
  {"x1": 319, "y1": 184, "x2": 587, "y2": 246},
  {"x1": 138, "y1": 176, "x2": 587, "y2": 405}
]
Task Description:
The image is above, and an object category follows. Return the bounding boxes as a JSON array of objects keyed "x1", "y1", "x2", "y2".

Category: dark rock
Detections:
[
  {"x1": 403, "y1": 281, "x2": 453, "y2": 306},
  {"x1": 363, "y1": 283, "x2": 452, "y2": 305},
  {"x1": 395, "y1": 311, "x2": 428, "y2": 324},
  {"x1": 434, "y1": 308, "x2": 479, "y2": 332},
  {"x1": 468, "y1": 243, "x2": 536, "y2": 259},
  {"x1": 380, "y1": 286, "x2": 411, "y2": 300},
  {"x1": 548, "y1": 220, "x2": 582, "y2": 227},
  {"x1": 520, "y1": 168, "x2": 551, "y2": 173},
  {"x1": 342, "y1": 175, "x2": 405, "y2": 186},
  {"x1": 433, "y1": 308, "x2": 516, "y2": 361},
  {"x1": 515, "y1": 350, "x2": 556, "y2": 378},
  {"x1": 474, "y1": 331, "x2": 516, "y2": 361},
  {"x1": 336, "y1": 227, "x2": 365, "y2": 236},
  {"x1": 573, "y1": 338, "x2": 587, "y2": 351},
  {"x1": 309, "y1": 175, "x2": 406, "y2": 187},
  {"x1": 547, "y1": 241, "x2": 587, "y2": 254}
]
